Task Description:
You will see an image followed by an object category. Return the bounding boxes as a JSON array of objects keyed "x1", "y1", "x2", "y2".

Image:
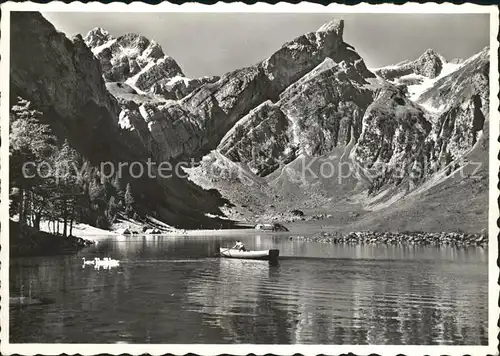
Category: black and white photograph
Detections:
[{"x1": 1, "y1": 2, "x2": 498, "y2": 355}]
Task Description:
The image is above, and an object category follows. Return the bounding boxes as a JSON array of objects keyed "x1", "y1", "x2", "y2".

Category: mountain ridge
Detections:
[
  {"x1": 374, "y1": 48, "x2": 448, "y2": 80},
  {"x1": 9, "y1": 12, "x2": 490, "y2": 233}
]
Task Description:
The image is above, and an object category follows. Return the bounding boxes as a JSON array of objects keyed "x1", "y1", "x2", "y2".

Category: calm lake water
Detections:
[{"x1": 10, "y1": 234, "x2": 488, "y2": 344}]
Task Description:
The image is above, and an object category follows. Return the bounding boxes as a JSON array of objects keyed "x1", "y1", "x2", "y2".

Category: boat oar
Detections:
[{"x1": 214, "y1": 247, "x2": 231, "y2": 257}]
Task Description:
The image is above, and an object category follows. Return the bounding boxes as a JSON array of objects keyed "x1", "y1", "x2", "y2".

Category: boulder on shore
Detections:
[
  {"x1": 254, "y1": 222, "x2": 289, "y2": 232},
  {"x1": 145, "y1": 228, "x2": 162, "y2": 234},
  {"x1": 290, "y1": 209, "x2": 305, "y2": 217},
  {"x1": 116, "y1": 228, "x2": 131, "y2": 235}
]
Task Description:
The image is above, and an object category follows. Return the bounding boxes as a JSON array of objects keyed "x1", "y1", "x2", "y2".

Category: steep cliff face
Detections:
[
  {"x1": 429, "y1": 95, "x2": 486, "y2": 162},
  {"x1": 215, "y1": 57, "x2": 375, "y2": 177},
  {"x1": 350, "y1": 47, "x2": 489, "y2": 201},
  {"x1": 10, "y1": 12, "x2": 122, "y2": 163},
  {"x1": 11, "y1": 20, "x2": 118, "y2": 120},
  {"x1": 181, "y1": 65, "x2": 272, "y2": 149},
  {"x1": 10, "y1": 12, "x2": 231, "y2": 229},
  {"x1": 352, "y1": 85, "x2": 431, "y2": 188},
  {"x1": 418, "y1": 48, "x2": 489, "y2": 169},
  {"x1": 277, "y1": 58, "x2": 374, "y2": 155},
  {"x1": 139, "y1": 101, "x2": 206, "y2": 161},
  {"x1": 217, "y1": 101, "x2": 295, "y2": 176}
]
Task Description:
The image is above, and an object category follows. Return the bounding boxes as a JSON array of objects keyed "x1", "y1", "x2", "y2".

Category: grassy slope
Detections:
[
  {"x1": 287, "y1": 125, "x2": 489, "y2": 234},
  {"x1": 285, "y1": 174, "x2": 487, "y2": 235},
  {"x1": 345, "y1": 174, "x2": 487, "y2": 233}
]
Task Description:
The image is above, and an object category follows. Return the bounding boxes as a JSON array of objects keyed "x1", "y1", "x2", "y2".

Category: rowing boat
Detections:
[{"x1": 219, "y1": 248, "x2": 279, "y2": 261}]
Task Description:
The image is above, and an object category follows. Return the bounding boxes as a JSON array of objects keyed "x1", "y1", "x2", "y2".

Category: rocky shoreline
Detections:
[{"x1": 292, "y1": 231, "x2": 488, "y2": 247}]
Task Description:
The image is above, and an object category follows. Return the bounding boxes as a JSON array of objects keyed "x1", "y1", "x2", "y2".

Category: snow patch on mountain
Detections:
[
  {"x1": 405, "y1": 62, "x2": 462, "y2": 101},
  {"x1": 374, "y1": 50, "x2": 463, "y2": 103},
  {"x1": 416, "y1": 47, "x2": 489, "y2": 114},
  {"x1": 166, "y1": 75, "x2": 191, "y2": 86},
  {"x1": 91, "y1": 38, "x2": 117, "y2": 56}
]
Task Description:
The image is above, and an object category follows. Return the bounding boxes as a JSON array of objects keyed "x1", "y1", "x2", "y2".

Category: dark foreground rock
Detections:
[
  {"x1": 292, "y1": 231, "x2": 488, "y2": 246},
  {"x1": 10, "y1": 220, "x2": 96, "y2": 257}
]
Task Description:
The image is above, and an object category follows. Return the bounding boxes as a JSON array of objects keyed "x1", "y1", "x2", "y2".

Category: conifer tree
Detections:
[
  {"x1": 124, "y1": 183, "x2": 135, "y2": 214},
  {"x1": 112, "y1": 175, "x2": 124, "y2": 202}
]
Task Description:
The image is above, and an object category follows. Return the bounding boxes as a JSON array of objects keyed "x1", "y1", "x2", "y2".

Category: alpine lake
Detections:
[{"x1": 10, "y1": 233, "x2": 488, "y2": 344}]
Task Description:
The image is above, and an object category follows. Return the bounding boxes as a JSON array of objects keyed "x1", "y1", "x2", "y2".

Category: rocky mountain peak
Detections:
[
  {"x1": 374, "y1": 48, "x2": 448, "y2": 81},
  {"x1": 414, "y1": 48, "x2": 447, "y2": 77},
  {"x1": 316, "y1": 19, "x2": 344, "y2": 38},
  {"x1": 83, "y1": 28, "x2": 184, "y2": 89},
  {"x1": 116, "y1": 33, "x2": 164, "y2": 59},
  {"x1": 84, "y1": 27, "x2": 115, "y2": 48},
  {"x1": 422, "y1": 48, "x2": 448, "y2": 60},
  {"x1": 261, "y1": 18, "x2": 373, "y2": 97},
  {"x1": 84, "y1": 28, "x2": 222, "y2": 100},
  {"x1": 422, "y1": 48, "x2": 438, "y2": 56}
]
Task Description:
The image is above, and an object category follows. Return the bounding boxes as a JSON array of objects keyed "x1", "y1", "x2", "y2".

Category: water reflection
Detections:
[{"x1": 10, "y1": 235, "x2": 488, "y2": 344}]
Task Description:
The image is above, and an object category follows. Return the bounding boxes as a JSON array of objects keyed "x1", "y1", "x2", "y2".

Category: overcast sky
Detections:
[{"x1": 41, "y1": 12, "x2": 489, "y2": 78}]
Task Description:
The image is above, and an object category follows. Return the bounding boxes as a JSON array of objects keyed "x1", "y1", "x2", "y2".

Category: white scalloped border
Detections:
[
  {"x1": 0, "y1": 2, "x2": 498, "y2": 355},
  {"x1": 0, "y1": 1, "x2": 499, "y2": 12}
]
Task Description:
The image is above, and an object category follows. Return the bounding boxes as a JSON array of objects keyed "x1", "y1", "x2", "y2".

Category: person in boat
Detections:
[{"x1": 232, "y1": 240, "x2": 246, "y2": 251}]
